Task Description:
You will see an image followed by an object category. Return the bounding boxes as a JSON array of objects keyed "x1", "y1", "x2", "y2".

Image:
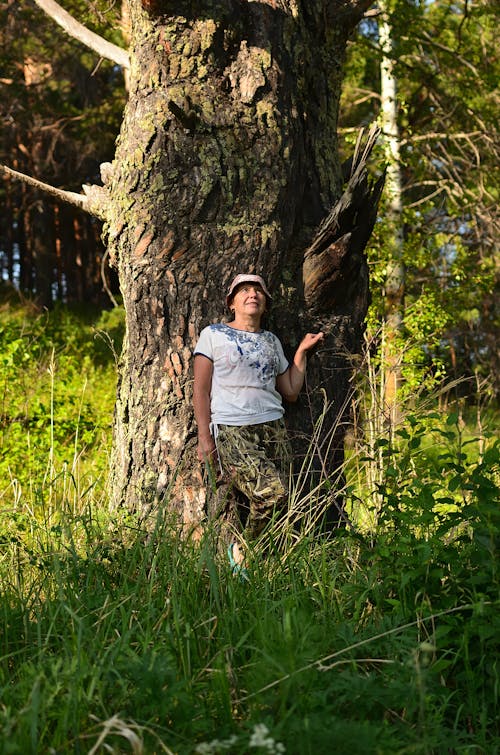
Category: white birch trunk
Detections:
[{"x1": 379, "y1": 4, "x2": 405, "y2": 426}]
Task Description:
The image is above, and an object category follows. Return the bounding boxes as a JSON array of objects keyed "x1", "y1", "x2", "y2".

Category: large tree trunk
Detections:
[{"x1": 107, "y1": 0, "x2": 381, "y2": 527}]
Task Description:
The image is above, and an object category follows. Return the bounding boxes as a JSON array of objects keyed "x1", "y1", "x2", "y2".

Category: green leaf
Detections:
[{"x1": 448, "y1": 475, "x2": 463, "y2": 492}]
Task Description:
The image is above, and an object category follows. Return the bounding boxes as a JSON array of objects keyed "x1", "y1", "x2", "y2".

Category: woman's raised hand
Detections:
[{"x1": 297, "y1": 331, "x2": 324, "y2": 354}]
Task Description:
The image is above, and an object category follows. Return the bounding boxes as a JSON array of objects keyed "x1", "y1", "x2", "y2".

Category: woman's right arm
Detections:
[{"x1": 193, "y1": 355, "x2": 217, "y2": 463}]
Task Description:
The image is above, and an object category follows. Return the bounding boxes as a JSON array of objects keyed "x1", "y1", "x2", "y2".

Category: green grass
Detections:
[
  {"x1": 0, "y1": 301, "x2": 498, "y2": 753},
  {"x1": 0, "y1": 451, "x2": 498, "y2": 753}
]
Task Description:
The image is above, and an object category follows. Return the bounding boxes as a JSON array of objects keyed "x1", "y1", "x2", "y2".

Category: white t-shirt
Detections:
[{"x1": 194, "y1": 323, "x2": 289, "y2": 426}]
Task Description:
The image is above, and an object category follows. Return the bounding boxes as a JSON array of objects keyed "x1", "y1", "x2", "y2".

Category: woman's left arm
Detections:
[{"x1": 276, "y1": 332, "x2": 324, "y2": 403}]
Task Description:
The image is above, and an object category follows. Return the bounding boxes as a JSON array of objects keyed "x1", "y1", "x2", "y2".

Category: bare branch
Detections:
[
  {"x1": 401, "y1": 131, "x2": 484, "y2": 144},
  {"x1": 404, "y1": 186, "x2": 447, "y2": 209},
  {"x1": 33, "y1": 0, "x2": 129, "y2": 70},
  {"x1": 1, "y1": 165, "x2": 106, "y2": 220},
  {"x1": 416, "y1": 30, "x2": 479, "y2": 76}
]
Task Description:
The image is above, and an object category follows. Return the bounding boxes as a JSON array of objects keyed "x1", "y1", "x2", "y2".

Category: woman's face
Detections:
[{"x1": 230, "y1": 283, "x2": 267, "y2": 318}]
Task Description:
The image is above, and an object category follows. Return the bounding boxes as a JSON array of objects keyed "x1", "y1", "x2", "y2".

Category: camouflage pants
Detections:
[{"x1": 216, "y1": 419, "x2": 292, "y2": 538}]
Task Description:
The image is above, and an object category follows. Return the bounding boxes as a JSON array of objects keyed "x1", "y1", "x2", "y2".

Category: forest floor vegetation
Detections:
[{"x1": 0, "y1": 302, "x2": 498, "y2": 753}]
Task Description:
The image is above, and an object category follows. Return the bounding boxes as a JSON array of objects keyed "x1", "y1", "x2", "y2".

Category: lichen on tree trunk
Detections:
[{"x1": 105, "y1": 0, "x2": 380, "y2": 527}]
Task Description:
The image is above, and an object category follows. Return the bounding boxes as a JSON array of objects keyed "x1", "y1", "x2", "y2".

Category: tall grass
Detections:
[
  {"x1": 1, "y1": 419, "x2": 498, "y2": 753},
  {"x1": 0, "y1": 303, "x2": 498, "y2": 753}
]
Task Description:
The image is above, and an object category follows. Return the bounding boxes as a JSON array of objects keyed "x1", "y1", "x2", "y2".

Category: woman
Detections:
[{"x1": 193, "y1": 273, "x2": 323, "y2": 573}]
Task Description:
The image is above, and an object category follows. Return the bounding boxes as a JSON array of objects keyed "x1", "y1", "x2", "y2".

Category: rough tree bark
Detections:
[
  {"x1": 100, "y1": 0, "x2": 383, "y2": 529},
  {"x1": 5, "y1": 0, "x2": 383, "y2": 526}
]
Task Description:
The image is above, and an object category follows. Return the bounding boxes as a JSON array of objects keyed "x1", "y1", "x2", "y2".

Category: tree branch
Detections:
[
  {"x1": 1, "y1": 165, "x2": 107, "y2": 220},
  {"x1": 33, "y1": 0, "x2": 130, "y2": 70}
]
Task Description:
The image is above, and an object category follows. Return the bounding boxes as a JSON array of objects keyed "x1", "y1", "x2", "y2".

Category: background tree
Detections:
[
  {"x1": 340, "y1": 0, "x2": 499, "y2": 408},
  {"x1": 378, "y1": 0, "x2": 404, "y2": 425}
]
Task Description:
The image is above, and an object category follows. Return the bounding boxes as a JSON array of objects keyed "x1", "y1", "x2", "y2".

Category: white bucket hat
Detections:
[{"x1": 226, "y1": 274, "x2": 272, "y2": 306}]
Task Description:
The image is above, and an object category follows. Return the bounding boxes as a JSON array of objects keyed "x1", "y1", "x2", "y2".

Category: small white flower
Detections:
[
  {"x1": 195, "y1": 735, "x2": 238, "y2": 754},
  {"x1": 195, "y1": 739, "x2": 222, "y2": 754},
  {"x1": 248, "y1": 723, "x2": 286, "y2": 753},
  {"x1": 249, "y1": 723, "x2": 270, "y2": 748}
]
